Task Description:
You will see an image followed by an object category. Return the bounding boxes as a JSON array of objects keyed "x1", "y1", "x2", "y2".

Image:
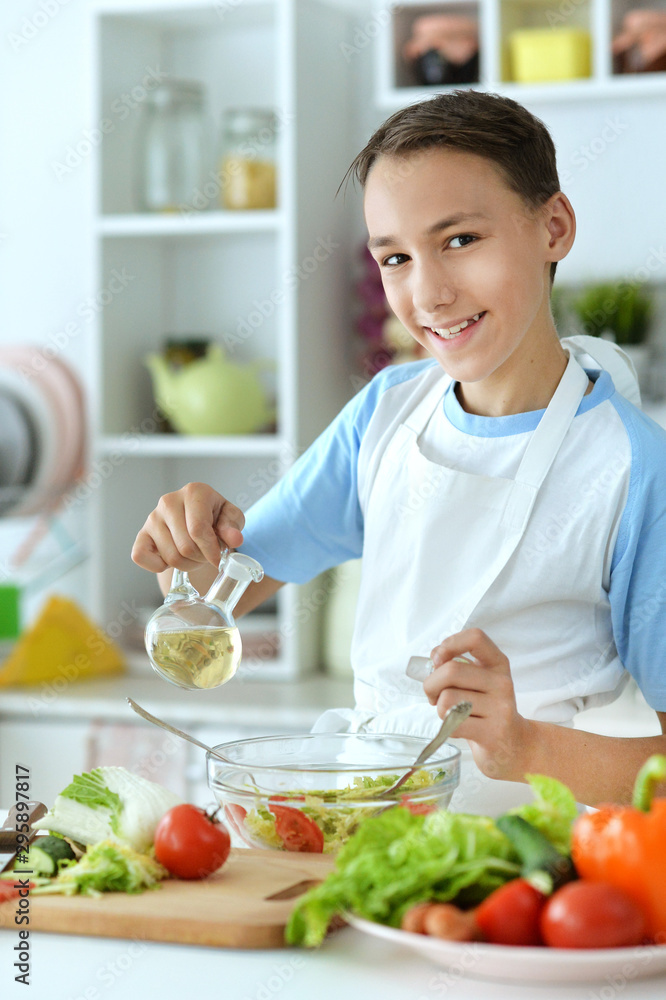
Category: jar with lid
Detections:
[
  {"x1": 219, "y1": 109, "x2": 277, "y2": 210},
  {"x1": 136, "y1": 79, "x2": 208, "y2": 213}
]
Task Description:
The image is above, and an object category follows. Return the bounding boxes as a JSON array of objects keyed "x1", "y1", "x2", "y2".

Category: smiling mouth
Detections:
[{"x1": 426, "y1": 312, "x2": 485, "y2": 339}]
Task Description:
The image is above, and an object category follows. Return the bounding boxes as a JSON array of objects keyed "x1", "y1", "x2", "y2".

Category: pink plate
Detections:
[{"x1": 0, "y1": 347, "x2": 86, "y2": 516}]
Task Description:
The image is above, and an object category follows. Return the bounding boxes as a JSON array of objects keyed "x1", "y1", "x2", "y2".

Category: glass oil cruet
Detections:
[{"x1": 144, "y1": 548, "x2": 264, "y2": 690}]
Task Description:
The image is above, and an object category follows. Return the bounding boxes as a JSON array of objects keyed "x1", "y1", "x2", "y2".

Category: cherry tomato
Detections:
[
  {"x1": 540, "y1": 880, "x2": 647, "y2": 949},
  {"x1": 154, "y1": 804, "x2": 231, "y2": 880},
  {"x1": 268, "y1": 803, "x2": 324, "y2": 853},
  {"x1": 475, "y1": 878, "x2": 546, "y2": 946}
]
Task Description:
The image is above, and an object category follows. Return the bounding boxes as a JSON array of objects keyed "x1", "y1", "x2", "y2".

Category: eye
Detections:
[
  {"x1": 448, "y1": 234, "x2": 477, "y2": 249},
  {"x1": 381, "y1": 252, "x2": 410, "y2": 267}
]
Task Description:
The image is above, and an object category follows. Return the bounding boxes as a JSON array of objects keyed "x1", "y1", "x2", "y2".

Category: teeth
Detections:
[{"x1": 432, "y1": 314, "x2": 481, "y2": 339}]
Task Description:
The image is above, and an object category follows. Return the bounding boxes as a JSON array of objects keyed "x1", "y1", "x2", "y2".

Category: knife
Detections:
[{"x1": 0, "y1": 801, "x2": 48, "y2": 874}]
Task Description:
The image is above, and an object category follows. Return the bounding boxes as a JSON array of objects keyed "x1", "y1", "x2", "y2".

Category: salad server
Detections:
[
  {"x1": 126, "y1": 697, "x2": 231, "y2": 763},
  {"x1": 377, "y1": 701, "x2": 472, "y2": 801}
]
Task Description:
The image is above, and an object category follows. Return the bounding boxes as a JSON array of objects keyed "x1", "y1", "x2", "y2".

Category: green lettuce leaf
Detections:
[
  {"x1": 61, "y1": 770, "x2": 123, "y2": 835},
  {"x1": 30, "y1": 840, "x2": 168, "y2": 897},
  {"x1": 286, "y1": 806, "x2": 520, "y2": 948},
  {"x1": 511, "y1": 774, "x2": 578, "y2": 854}
]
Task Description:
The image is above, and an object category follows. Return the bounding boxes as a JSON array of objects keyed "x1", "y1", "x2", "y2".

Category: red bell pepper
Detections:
[{"x1": 571, "y1": 754, "x2": 666, "y2": 940}]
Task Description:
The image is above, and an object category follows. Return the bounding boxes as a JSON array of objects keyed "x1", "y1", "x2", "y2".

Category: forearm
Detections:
[{"x1": 507, "y1": 720, "x2": 666, "y2": 806}]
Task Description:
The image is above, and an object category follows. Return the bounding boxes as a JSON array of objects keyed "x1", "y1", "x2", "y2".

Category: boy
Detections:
[{"x1": 132, "y1": 91, "x2": 666, "y2": 805}]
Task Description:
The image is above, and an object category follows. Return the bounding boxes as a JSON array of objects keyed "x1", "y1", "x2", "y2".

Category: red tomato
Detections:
[
  {"x1": 0, "y1": 881, "x2": 34, "y2": 902},
  {"x1": 154, "y1": 804, "x2": 231, "y2": 880},
  {"x1": 540, "y1": 880, "x2": 647, "y2": 949},
  {"x1": 268, "y1": 803, "x2": 324, "y2": 853},
  {"x1": 223, "y1": 804, "x2": 247, "y2": 840},
  {"x1": 400, "y1": 796, "x2": 437, "y2": 816},
  {"x1": 475, "y1": 878, "x2": 546, "y2": 946}
]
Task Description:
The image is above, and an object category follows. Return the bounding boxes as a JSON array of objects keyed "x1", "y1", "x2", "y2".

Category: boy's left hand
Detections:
[{"x1": 423, "y1": 628, "x2": 532, "y2": 781}]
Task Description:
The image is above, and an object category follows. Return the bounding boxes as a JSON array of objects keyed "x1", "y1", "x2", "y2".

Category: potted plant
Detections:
[{"x1": 570, "y1": 281, "x2": 654, "y2": 387}]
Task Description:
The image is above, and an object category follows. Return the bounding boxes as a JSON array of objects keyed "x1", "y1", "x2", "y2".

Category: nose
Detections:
[{"x1": 412, "y1": 256, "x2": 456, "y2": 318}]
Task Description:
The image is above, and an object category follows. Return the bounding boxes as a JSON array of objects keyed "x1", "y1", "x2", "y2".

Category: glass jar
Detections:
[
  {"x1": 219, "y1": 109, "x2": 277, "y2": 210},
  {"x1": 136, "y1": 80, "x2": 208, "y2": 213}
]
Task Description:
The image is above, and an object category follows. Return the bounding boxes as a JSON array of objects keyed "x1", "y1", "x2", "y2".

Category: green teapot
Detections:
[{"x1": 145, "y1": 343, "x2": 275, "y2": 435}]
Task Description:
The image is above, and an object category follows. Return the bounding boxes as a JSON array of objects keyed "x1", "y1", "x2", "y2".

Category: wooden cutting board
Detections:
[{"x1": 0, "y1": 849, "x2": 335, "y2": 949}]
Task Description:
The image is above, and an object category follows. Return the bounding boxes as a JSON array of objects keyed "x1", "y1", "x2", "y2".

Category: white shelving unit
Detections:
[
  {"x1": 376, "y1": 0, "x2": 666, "y2": 108},
  {"x1": 89, "y1": 0, "x2": 355, "y2": 680}
]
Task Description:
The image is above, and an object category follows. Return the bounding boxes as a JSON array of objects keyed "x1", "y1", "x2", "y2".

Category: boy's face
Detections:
[{"x1": 364, "y1": 148, "x2": 560, "y2": 387}]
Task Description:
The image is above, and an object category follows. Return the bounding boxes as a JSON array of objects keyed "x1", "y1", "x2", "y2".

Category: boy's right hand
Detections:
[{"x1": 131, "y1": 481, "x2": 245, "y2": 574}]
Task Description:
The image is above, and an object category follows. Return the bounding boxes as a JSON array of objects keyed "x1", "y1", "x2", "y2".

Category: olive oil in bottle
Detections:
[
  {"x1": 144, "y1": 551, "x2": 264, "y2": 691},
  {"x1": 148, "y1": 626, "x2": 241, "y2": 690}
]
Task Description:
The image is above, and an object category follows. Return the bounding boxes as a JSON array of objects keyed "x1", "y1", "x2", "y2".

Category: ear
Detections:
[{"x1": 543, "y1": 192, "x2": 576, "y2": 263}]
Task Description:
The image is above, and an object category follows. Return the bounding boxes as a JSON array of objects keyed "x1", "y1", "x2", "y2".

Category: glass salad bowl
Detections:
[{"x1": 206, "y1": 732, "x2": 461, "y2": 854}]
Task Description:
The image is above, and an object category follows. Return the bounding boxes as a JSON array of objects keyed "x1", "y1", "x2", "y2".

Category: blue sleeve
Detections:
[
  {"x1": 609, "y1": 398, "x2": 666, "y2": 711},
  {"x1": 237, "y1": 361, "x2": 433, "y2": 584}
]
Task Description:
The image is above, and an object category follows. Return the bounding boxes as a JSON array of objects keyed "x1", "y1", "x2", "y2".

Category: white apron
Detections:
[{"x1": 313, "y1": 345, "x2": 633, "y2": 757}]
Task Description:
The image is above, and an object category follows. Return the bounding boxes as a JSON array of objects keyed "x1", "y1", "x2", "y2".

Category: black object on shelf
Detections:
[{"x1": 413, "y1": 47, "x2": 479, "y2": 86}]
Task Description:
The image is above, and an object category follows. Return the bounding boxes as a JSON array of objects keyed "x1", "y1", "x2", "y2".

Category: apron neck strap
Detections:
[
  {"x1": 403, "y1": 367, "x2": 452, "y2": 435},
  {"x1": 514, "y1": 351, "x2": 589, "y2": 490}
]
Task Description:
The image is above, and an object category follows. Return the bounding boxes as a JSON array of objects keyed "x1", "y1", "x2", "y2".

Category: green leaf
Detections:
[
  {"x1": 30, "y1": 840, "x2": 168, "y2": 898},
  {"x1": 511, "y1": 774, "x2": 578, "y2": 854},
  {"x1": 61, "y1": 769, "x2": 123, "y2": 813},
  {"x1": 286, "y1": 807, "x2": 520, "y2": 947}
]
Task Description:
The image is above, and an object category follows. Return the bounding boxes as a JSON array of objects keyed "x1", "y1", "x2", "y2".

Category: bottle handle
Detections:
[{"x1": 165, "y1": 568, "x2": 200, "y2": 603}]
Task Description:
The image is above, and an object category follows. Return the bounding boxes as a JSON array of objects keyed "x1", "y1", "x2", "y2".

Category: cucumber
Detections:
[
  {"x1": 22, "y1": 835, "x2": 77, "y2": 876},
  {"x1": 496, "y1": 814, "x2": 575, "y2": 893}
]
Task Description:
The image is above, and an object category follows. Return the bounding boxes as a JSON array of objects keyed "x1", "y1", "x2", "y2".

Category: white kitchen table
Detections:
[{"x1": 2, "y1": 919, "x2": 666, "y2": 1000}]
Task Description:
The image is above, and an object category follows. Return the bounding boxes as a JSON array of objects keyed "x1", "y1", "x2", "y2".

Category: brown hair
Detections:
[{"x1": 346, "y1": 90, "x2": 562, "y2": 281}]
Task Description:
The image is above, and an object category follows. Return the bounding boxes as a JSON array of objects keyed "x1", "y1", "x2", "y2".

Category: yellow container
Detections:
[{"x1": 508, "y1": 28, "x2": 591, "y2": 83}]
